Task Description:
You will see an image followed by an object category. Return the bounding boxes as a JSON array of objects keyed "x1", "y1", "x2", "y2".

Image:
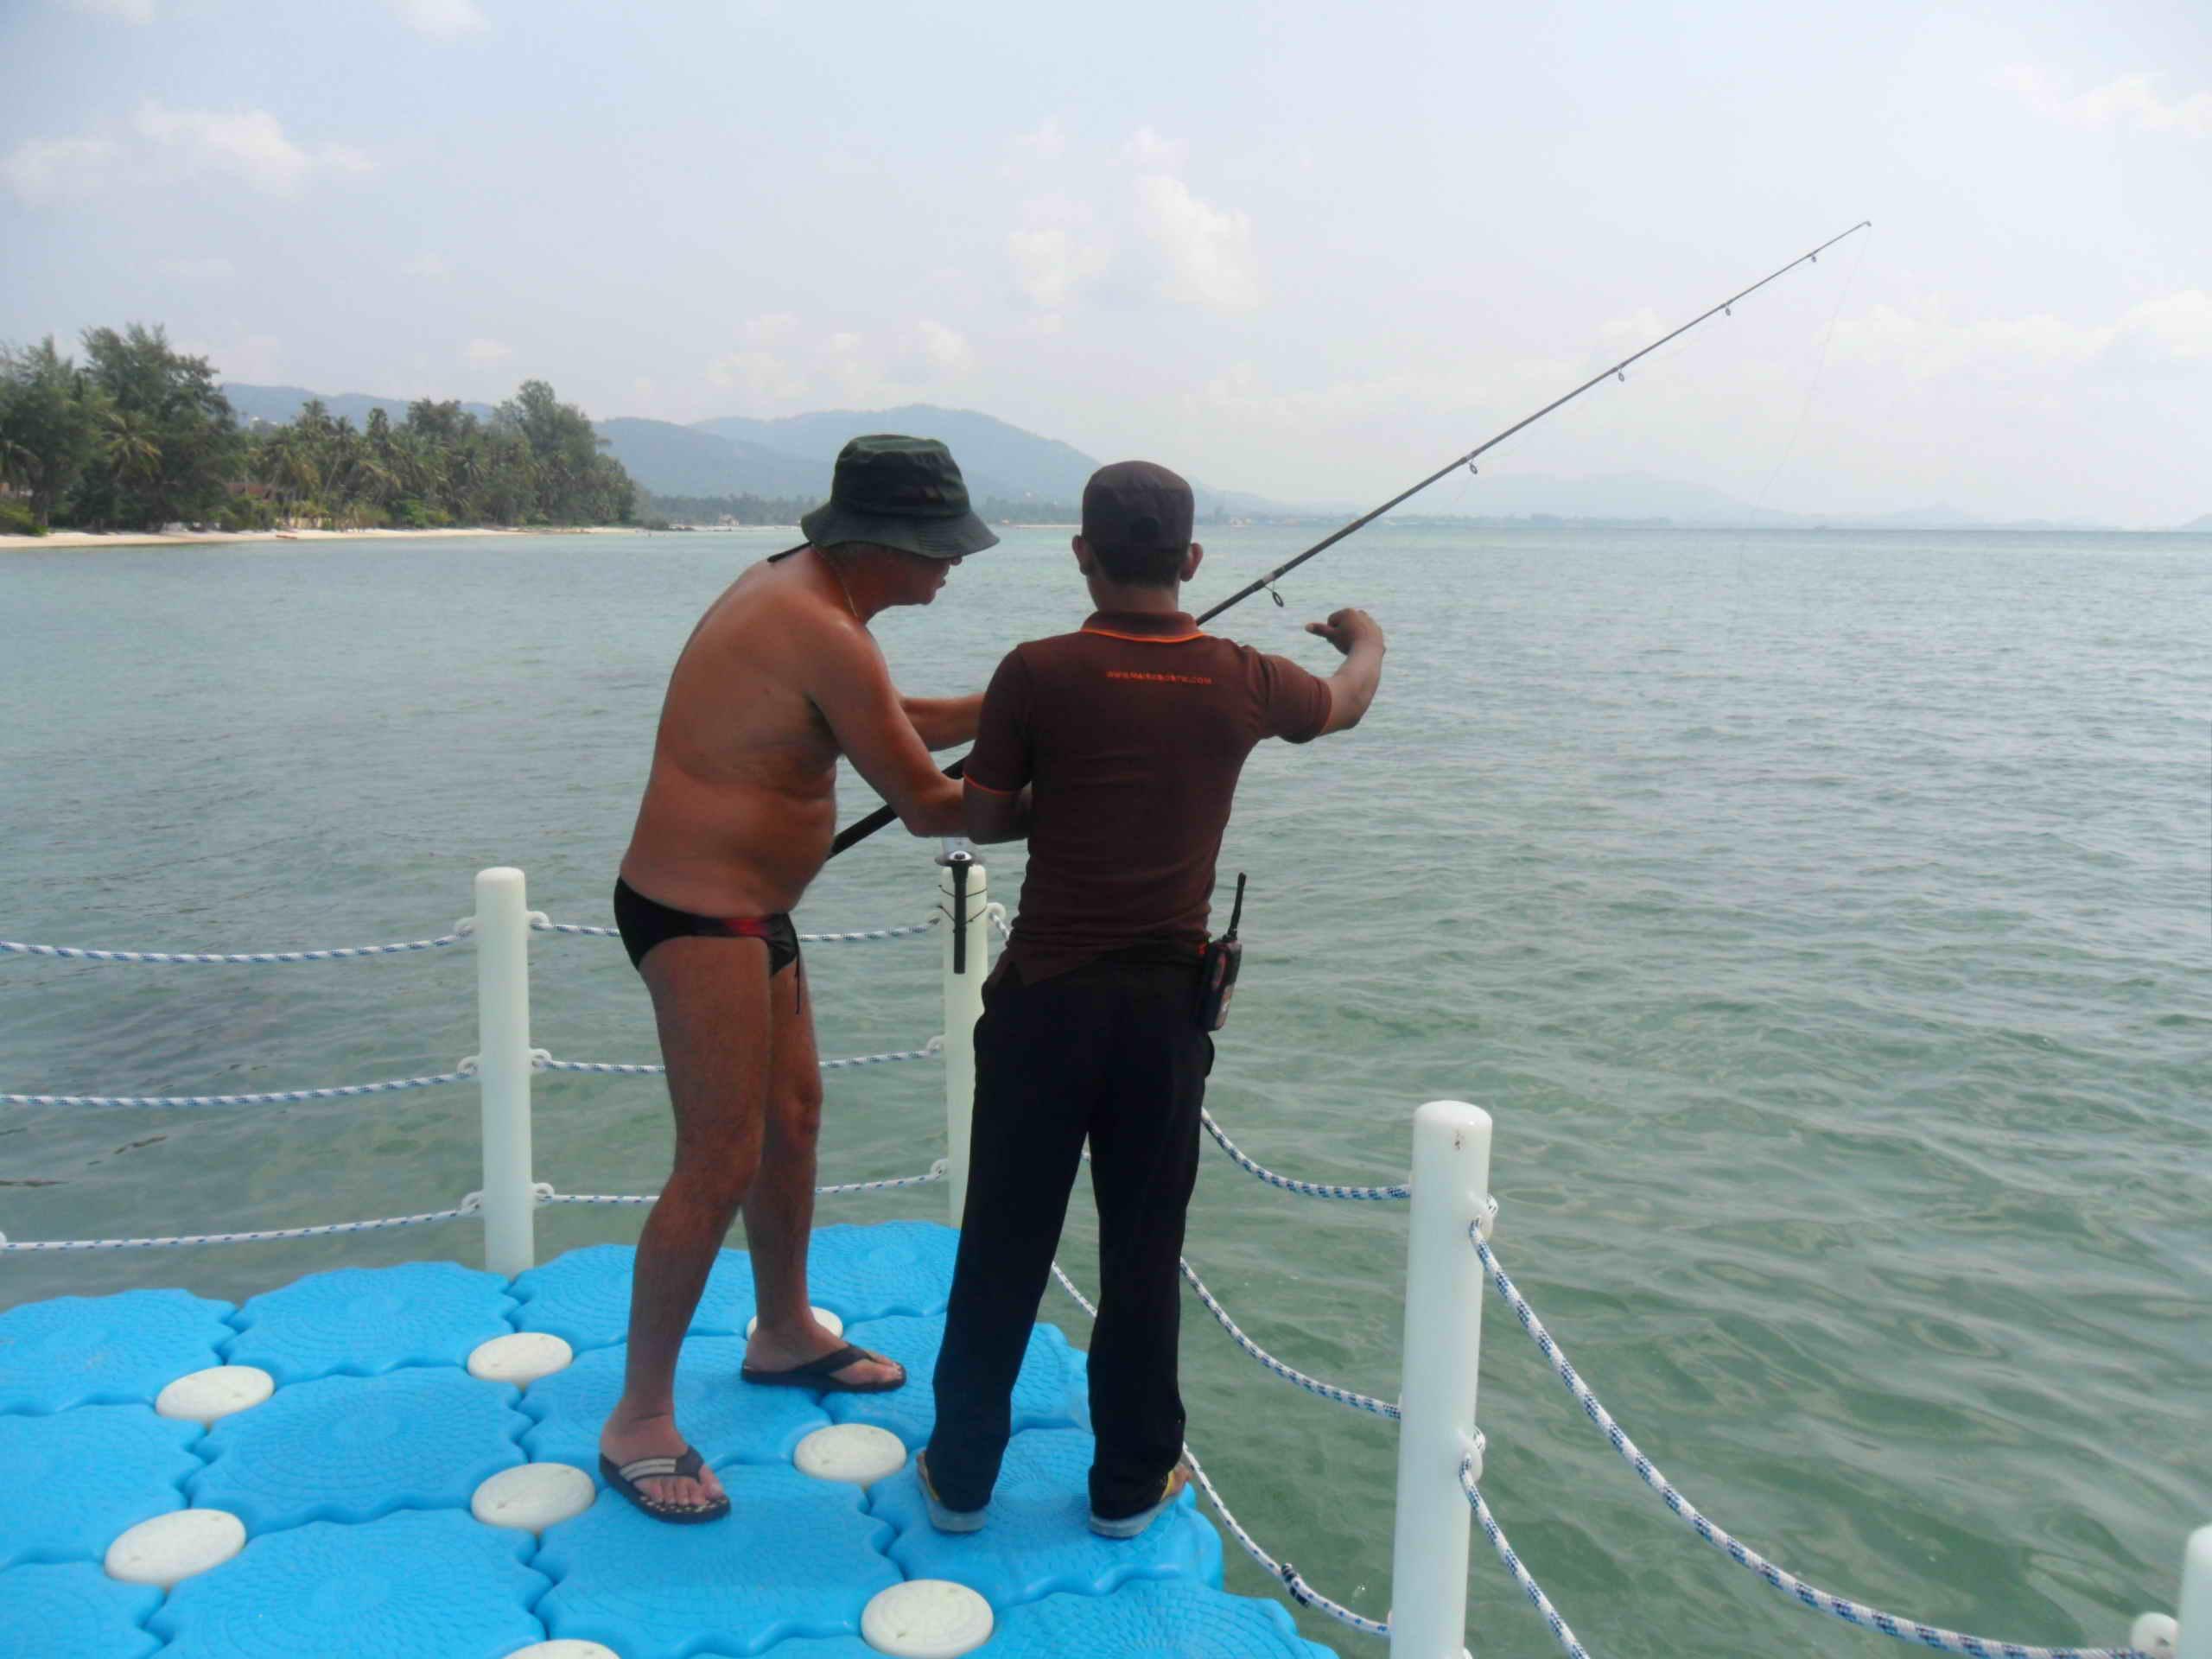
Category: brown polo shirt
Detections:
[{"x1": 966, "y1": 609, "x2": 1333, "y2": 984}]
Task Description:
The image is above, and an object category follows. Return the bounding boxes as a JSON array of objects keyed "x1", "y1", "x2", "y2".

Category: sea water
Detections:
[{"x1": 3, "y1": 525, "x2": 2207, "y2": 1656}]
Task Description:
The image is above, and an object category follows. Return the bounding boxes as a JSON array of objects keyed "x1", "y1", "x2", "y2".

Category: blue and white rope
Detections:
[
  {"x1": 529, "y1": 915, "x2": 937, "y2": 944},
  {"x1": 0, "y1": 1201, "x2": 478, "y2": 1252},
  {"x1": 1048, "y1": 1260, "x2": 1392, "y2": 1638},
  {"x1": 537, "y1": 1038, "x2": 940, "y2": 1077},
  {"x1": 1470, "y1": 1228, "x2": 2149, "y2": 1659},
  {"x1": 1461, "y1": 1458, "x2": 1595, "y2": 1659},
  {"x1": 1179, "y1": 1255, "x2": 1401, "y2": 1420},
  {"x1": 3, "y1": 1070, "x2": 473, "y2": 1109},
  {"x1": 1, "y1": 931, "x2": 471, "y2": 964},
  {"x1": 542, "y1": 1162, "x2": 948, "y2": 1205},
  {"x1": 1201, "y1": 1110, "x2": 1412, "y2": 1200}
]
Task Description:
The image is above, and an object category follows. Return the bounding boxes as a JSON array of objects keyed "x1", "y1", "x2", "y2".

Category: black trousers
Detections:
[{"x1": 925, "y1": 957, "x2": 1209, "y2": 1517}]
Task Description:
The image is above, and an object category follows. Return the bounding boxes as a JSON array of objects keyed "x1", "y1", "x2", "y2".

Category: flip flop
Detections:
[
  {"x1": 598, "y1": 1446, "x2": 730, "y2": 1523},
  {"x1": 740, "y1": 1342, "x2": 906, "y2": 1395}
]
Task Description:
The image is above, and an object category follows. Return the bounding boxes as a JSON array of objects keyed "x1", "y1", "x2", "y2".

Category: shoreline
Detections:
[{"x1": 0, "y1": 524, "x2": 659, "y2": 552}]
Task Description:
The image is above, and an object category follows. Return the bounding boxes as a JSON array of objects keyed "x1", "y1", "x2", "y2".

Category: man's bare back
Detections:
[{"x1": 621, "y1": 545, "x2": 969, "y2": 916}]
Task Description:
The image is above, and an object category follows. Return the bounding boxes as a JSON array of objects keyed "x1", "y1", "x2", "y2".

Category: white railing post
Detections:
[
  {"x1": 1389, "y1": 1099, "x2": 1494, "y2": 1657},
  {"x1": 474, "y1": 867, "x2": 537, "y2": 1276},
  {"x1": 938, "y1": 845, "x2": 989, "y2": 1227},
  {"x1": 2176, "y1": 1524, "x2": 2212, "y2": 1659}
]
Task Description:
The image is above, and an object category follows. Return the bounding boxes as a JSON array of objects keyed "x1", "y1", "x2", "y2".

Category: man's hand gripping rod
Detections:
[{"x1": 825, "y1": 219, "x2": 1871, "y2": 861}]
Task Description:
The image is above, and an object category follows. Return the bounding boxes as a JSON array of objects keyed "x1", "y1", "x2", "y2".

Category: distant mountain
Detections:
[
  {"x1": 223, "y1": 384, "x2": 497, "y2": 429},
  {"x1": 694, "y1": 405, "x2": 1097, "y2": 505},
  {"x1": 2178, "y1": 513, "x2": 2212, "y2": 532},
  {"x1": 594, "y1": 418, "x2": 827, "y2": 499}
]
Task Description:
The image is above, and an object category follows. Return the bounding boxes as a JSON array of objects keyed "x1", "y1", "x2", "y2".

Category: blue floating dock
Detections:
[{"x1": 0, "y1": 1219, "x2": 1338, "y2": 1659}]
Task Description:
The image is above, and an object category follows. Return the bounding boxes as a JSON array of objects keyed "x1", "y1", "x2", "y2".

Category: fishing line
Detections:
[
  {"x1": 826, "y1": 221, "x2": 1872, "y2": 860},
  {"x1": 1749, "y1": 224, "x2": 1872, "y2": 521}
]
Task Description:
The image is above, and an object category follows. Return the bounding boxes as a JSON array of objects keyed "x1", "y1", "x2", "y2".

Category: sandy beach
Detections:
[{"x1": 0, "y1": 524, "x2": 659, "y2": 553}]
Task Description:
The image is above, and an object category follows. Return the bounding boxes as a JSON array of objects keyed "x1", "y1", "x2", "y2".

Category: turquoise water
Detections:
[{"x1": 3, "y1": 524, "x2": 2207, "y2": 1656}]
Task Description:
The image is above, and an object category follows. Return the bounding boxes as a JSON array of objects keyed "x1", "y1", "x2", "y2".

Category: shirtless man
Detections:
[{"x1": 597, "y1": 435, "x2": 1001, "y2": 1522}]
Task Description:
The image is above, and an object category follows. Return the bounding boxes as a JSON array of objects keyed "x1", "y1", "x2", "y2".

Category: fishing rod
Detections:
[{"x1": 827, "y1": 218, "x2": 1872, "y2": 861}]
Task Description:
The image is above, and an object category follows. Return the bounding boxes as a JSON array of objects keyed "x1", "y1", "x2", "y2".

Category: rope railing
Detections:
[
  {"x1": 3, "y1": 1040, "x2": 946, "y2": 1109},
  {"x1": 542, "y1": 1162, "x2": 950, "y2": 1205},
  {"x1": 1200, "y1": 1109, "x2": 1413, "y2": 1200},
  {"x1": 0, "y1": 930, "x2": 474, "y2": 964},
  {"x1": 1047, "y1": 1259, "x2": 1394, "y2": 1639},
  {"x1": 1469, "y1": 1225, "x2": 2153, "y2": 1659},
  {"x1": 1461, "y1": 1458, "x2": 1596, "y2": 1659},
  {"x1": 3, "y1": 1069, "x2": 474, "y2": 1109},
  {"x1": 0, "y1": 1201, "x2": 481, "y2": 1252},
  {"x1": 529, "y1": 912, "x2": 937, "y2": 945},
  {"x1": 1179, "y1": 1255, "x2": 1402, "y2": 1420},
  {"x1": 537, "y1": 1038, "x2": 942, "y2": 1077},
  {"x1": 0, "y1": 906, "x2": 942, "y2": 966},
  {"x1": 0, "y1": 1165, "x2": 953, "y2": 1252}
]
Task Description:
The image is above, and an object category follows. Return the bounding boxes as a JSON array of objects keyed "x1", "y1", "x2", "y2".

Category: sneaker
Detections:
[
  {"x1": 914, "y1": 1449, "x2": 987, "y2": 1534},
  {"x1": 1089, "y1": 1463, "x2": 1191, "y2": 1539}
]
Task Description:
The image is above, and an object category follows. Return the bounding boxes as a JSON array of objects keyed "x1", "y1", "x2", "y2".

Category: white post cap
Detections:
[
  {"x1": 861, "y1": 1579, "x2": 994, "y2": 1657},
  {"x1": 795, "y1": 1423, "x2": 907, "y2": 1486},
  {"x1": 471, "y1": 1463, "x2": 597, "y2": 1534},
  {"x1": 467, "y1": 1332, "x2": 575, "y2": 1388},
  {"x1": 155, "y1": 1365, "x2": 275, "y2": 1427},
  {"x1": 105, "y1": 1509, "x2": 246, "y2": 1588}
]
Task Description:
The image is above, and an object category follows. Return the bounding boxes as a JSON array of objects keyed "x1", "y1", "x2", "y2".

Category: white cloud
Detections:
[
  {"x1": 708, "y1": 314, "x2": 809, "y2": 401},
  {"x1": 1999, "y1": 65, "x2": 2212, "y2": 137},
  {"x1": 1134, "y1": 174, "x2": 1263, "y2": 313},
  {"x1": 178, "y1": 333, "x2": 281, "y2": 382},
  {"x1": 464, "y1": 338, "x2": 512, "y2": 364},
  {"x1": 2, "y1": 136, "x2": 121, "y2": 205},
  {"x1": 916, "y1": 320, "x2": 973, "y2": 374},
  {"x1": 134, "y1": 103, "x2": 372, "y2": 196},
  {"x1": 159, "y1": 255, "x2": 234, "y2": 281},
  {"x1": 69, "y1": 0, "x2": 156, "y2": 21},
  {"x1": 386, "y1": 0, "x2": 488, "y2": 38},
  {"x1": 1007, "y1": 226, "x2": 1108, "y2": 311},
  {"x1": 402, "y1": 251, "x2": 451, "y2": 279},
  {"x1": 1011, "y1": 118, "x2": 1065, "y2": 163},
  {"x1": 1122, "y1": 125, "x2": 1186, "y2": 168},
  {"x1": 1831, "y1": 291, "x2": 2212, "y2": 377}
]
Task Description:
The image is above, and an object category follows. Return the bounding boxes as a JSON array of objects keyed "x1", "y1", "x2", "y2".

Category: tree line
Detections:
[
  {"x1": 642, "y1": 490, "x2": 1087, "y2": 528},
  {"x1": 0, "y1": 324, "x2": 636, "y2": 534}
]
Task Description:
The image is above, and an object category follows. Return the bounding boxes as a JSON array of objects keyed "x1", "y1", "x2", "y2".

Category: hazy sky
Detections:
[{"x1": 4, "y1": 0, "x2": 2207, "y2": 523}]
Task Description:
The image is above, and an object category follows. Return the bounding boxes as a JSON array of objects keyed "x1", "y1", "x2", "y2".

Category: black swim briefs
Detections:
[{"x1": 613, "y1": 878, "x2": 802, "y2": 976}]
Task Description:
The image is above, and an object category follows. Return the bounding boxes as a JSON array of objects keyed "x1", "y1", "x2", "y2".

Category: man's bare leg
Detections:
[
  {"x1": 598, "y1": 937, "x2": 773, "y2": 1510},
  {"x1": 740, "y1": 961, "x2": 904, "y2": 1387}
]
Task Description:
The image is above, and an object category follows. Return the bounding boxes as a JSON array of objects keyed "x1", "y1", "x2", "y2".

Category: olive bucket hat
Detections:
[{"x1": 800, "y1": 435, "x2": 1001, "y2": 560}]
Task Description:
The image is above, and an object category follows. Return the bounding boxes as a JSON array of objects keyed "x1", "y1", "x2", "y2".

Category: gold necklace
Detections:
[{"x1": 823, "y1": 552, "x2": 862, "y2": 622}]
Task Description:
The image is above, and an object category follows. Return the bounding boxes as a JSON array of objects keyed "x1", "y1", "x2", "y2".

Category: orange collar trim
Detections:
[{"x1": 1081, "y1": 626, "x2": 1206, "y2": 644}]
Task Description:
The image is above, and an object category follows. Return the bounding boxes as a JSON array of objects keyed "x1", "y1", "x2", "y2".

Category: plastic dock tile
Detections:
[
  {"x1": 535, "y1": 1462, "x2": 899, "y2": 1659},
  {"x1": 190, "y1": 1366, "x2": 525, "y2": 1532},
  {"x1": 982, "y1": 1580, "x2": 1340, "y2": 1657},
  {"x1": 510, "y1": 1242, "x2": 759, "y2": 1350},
  {"x1": 801, "y1": 1221, "x2": 960, "y2": 1321},
  {"x1": 874, "y1": 1427, "x2": 1220, "y2": 1611},
  {"x1": 520, "y1": 1334, "x2": 831, "y2": 1471},
  {"x1": 0, "y1": 1406, "x2": 200, "y2": 1570},
  {"x1": 0, "y1": 1288, "x2": 233, "y2": 1414},
  {"x1": 823, "y1": 1313, "x2": 1087, "y2": 1448},
  {"x1": 226, "y1": 1261, "x2": 515, "y2": 1383},
  {"x1": 148, "y1": 1508, "x2": 546, "y2": 1659},
  {"x1": 0, "y1": 1560, "x2": 162, "y2": 1659}
]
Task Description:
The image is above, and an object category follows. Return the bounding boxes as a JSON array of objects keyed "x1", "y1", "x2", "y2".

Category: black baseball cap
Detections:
[
  {"x1": 1082, "y1": 461, "x2": 1194, "y2": 551},
  {"x1": 801, "y1": 435, "x2": 1001, "y2": 560}
]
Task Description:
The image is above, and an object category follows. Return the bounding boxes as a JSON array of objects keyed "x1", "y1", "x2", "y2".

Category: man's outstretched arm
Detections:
[
  {"x1": 1305, "y1": 607, "x2": 1388, "y2": 735},
  {"x1": 900, "y1": 694, "x2": 983, "y2": 751},
  {"x1": 807, "y1": 619, "x2": 965, "y2": 836}
]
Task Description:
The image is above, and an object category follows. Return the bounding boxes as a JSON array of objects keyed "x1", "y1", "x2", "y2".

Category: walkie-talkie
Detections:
[{"x1": 1195, "y1": 873, "x2": 1247, "y2": 1032}]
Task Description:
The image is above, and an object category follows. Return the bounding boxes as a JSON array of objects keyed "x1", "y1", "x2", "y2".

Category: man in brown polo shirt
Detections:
[{"x1": 918, "y1": 460, "x2": 1387, "y2": 1537}]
